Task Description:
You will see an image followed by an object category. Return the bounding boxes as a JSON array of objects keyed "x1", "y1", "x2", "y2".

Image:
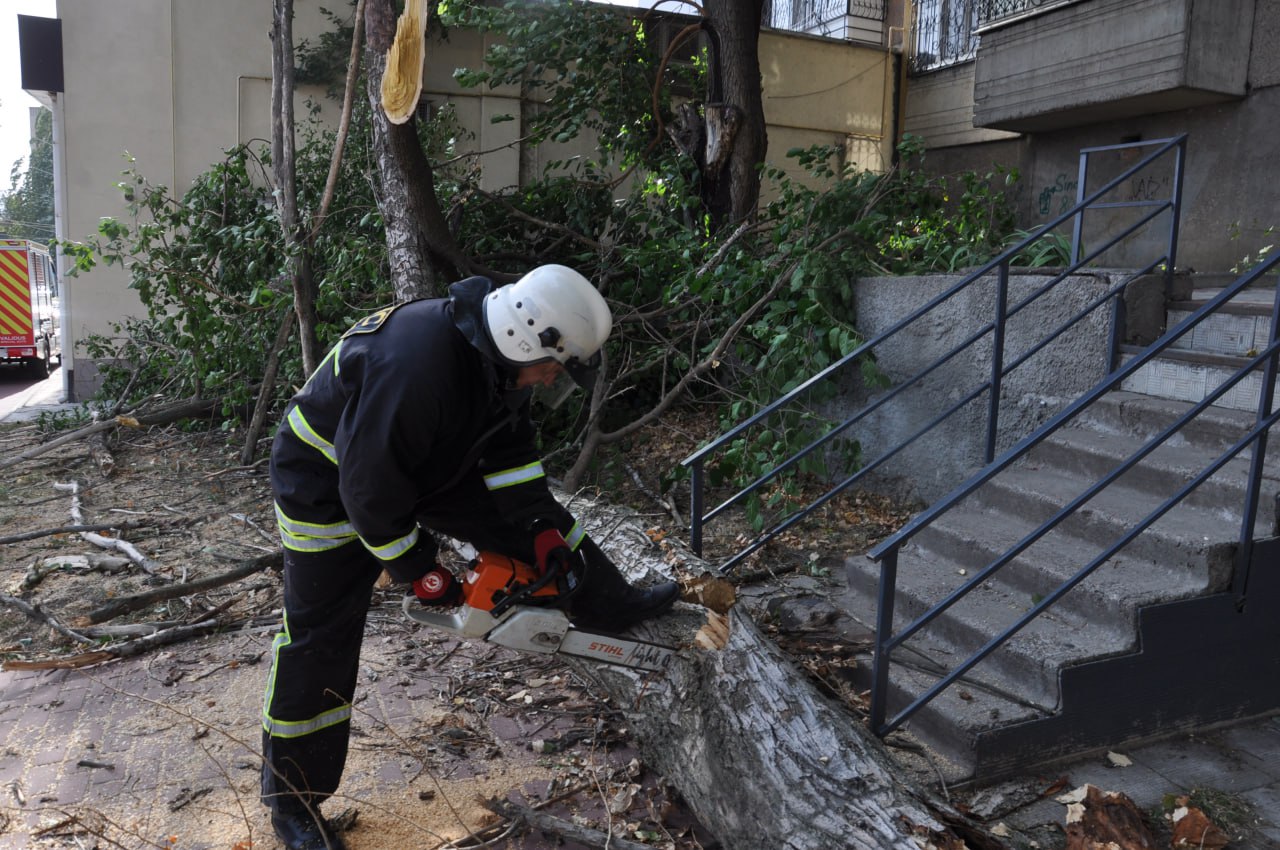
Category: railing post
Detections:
[
  {"x1": 689, "y1": 460, "x2": 705, "y2": 557},
  {"x1": 1232, "y1": 282, "x2": 1280, "y2": 607},
  {"x1": 1164, "y1": 137, "x2": 1187, "y2": 296},
  {"x1": 869, "y1": 547, "x2": 899, "y2": 735},
  {"x1": 1071, "y1": 148, "x2": 1089, "y2": 265},
  {"x1": 986, "y1": 262, "x2": 1010, "y2": 463}
]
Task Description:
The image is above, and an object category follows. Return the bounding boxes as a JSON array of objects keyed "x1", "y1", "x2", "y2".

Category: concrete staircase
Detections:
[{"x1": 841, "y1": 276, "x2": 1280, "y2": 782}]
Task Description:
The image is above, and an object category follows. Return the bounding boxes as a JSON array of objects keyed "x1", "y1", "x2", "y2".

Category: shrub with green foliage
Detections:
[
  {"x1": 61, "y1": 123, "x2": 392, "y2": 426},
  {"x1": 56, "y1": 2, "x2": 1028, "y2": 521}
]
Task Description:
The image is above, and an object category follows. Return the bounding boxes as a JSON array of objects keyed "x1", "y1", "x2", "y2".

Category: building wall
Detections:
[
  {"x1": 902, "y1": 0, "x2": 1280, "y2": 277},
  {"x1": 47, "y1": 4, "x2": 896, "y2": 400},
  {"x1": 53, "y1": 0, "x2": 334, "y2": 401}
]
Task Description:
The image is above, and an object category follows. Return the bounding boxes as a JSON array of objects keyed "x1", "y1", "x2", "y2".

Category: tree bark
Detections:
[
  {"x1": 577, "y1": 607, "x2": 995, "y2": 850},
  {"x1": 703, "y1": 0, "x2": 767, "y2": 230},
  {"x1": 271, "y1": 0, "x2": 321, "y2": 375},
  {"x1": 363, "y1": 0, "x2": 475, "y2": 300}
]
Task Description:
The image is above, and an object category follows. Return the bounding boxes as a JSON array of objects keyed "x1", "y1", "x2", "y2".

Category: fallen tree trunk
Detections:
[
  {"x1": 577, "y1": 607, "x2": 998, "y2": 850},
  {"x1": 568, "y1": 500, "x2": 1004, "y2": 850}
]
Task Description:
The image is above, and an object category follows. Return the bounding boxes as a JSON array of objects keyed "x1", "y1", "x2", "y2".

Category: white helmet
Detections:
[{"x1": 484, "y1": 265, "x2": 612, "y2": 389}]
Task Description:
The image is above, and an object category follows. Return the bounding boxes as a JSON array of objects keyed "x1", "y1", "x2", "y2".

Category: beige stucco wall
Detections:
[
  {"x1": 50, "y1": 2, "x2": 896, "y2": 400},
  {"x1": 760, "y1": 31, "x2": 896, "y2": 180},
  {"x1": 54, "y1": 0, "x2": 335, "y2": 401}
]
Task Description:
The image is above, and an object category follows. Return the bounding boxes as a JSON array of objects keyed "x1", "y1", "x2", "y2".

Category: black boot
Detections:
[
  {"x1": 270, "y1": 800, "x2": 348, "y2": 850},
  {"x1": 568, "y1": 539, "x2": 679, "y2": 632}
]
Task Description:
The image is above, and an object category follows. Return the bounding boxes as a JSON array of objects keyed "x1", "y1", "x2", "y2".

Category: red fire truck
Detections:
[{"x1": 0, "y1": 239, "x2": 60, "y2": 378}]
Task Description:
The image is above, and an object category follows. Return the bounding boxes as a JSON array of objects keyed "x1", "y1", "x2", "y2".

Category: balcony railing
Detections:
[
  {"x1": 911, "y1": 0, "x2": 978, "y2": 72},
  {"x1": 764, "y1": 0, "x2": 885, "y2": 38},
  {"x1": 912, "y1": 0, "x2": 1085, "y2": 73},
  {"x1": 977, "y1": 0, "x2": 1083, "y2": 26}
]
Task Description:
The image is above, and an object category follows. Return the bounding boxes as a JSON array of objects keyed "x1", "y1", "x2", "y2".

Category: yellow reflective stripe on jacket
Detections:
[
  {"x1": 483, "y1": 461, "x2": 545, "y2": 491},
  {"x1": 279, "y1": 529, "x2": 354, "y2": 553},
  {"x1": 261, "y1": 619, "x2": 352, "y2": 738},
  {"x1": 275, "y1": 504, "x2": 357, "y2": 553},
  {"x1": 286, "y1": 405, "x2": 337, "y2": 465},
  {"x1": 363, "y1": 526, "x2": 419, "y2": 562},
  {"x1": 565, "y1": 522, "x2": 585, "y2": 550}
]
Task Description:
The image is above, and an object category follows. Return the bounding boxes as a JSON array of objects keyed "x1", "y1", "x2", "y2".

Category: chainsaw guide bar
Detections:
[{"x1": 402, "y1": 598, "x2": 677, "y2": 673}]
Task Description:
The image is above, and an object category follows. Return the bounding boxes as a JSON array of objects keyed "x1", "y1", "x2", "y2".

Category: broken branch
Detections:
[
  {"x1": 81, "y1": 551, "x2": 280, "y2": 625},
  {"x1": 0, "y1": 397, "x2": 221, "y2": 472},
  {"x1": 482, "y1": 799, "x2": 653, "y2": 850}
]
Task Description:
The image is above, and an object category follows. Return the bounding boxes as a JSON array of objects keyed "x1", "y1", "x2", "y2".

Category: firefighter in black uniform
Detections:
[{"x1": 261, "y1": 265, "x2": 679, "y2": 850}]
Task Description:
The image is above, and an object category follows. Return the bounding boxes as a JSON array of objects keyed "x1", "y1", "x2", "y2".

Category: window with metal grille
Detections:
[
  {"x1": 911, "y1": 0, "x2": 978, "y2": 72},
  {"x1": 762, "y1": 0, "x2": 886, "y2": 37}
]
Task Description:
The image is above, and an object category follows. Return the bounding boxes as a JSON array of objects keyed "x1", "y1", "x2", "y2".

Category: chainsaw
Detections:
[{"x1": 402, "y1": 550, "x2": 677, "y2": 673}]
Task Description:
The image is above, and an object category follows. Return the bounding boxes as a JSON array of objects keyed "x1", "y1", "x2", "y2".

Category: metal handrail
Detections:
[
  {"x1": 682, "y1": 135, "x2": 1188, "y2": 570},
  {"x1": 867, "y1": 257, "x2": 1280, "y2": 733}
]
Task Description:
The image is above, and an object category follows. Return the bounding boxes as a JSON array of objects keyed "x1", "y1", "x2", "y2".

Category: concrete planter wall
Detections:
[{"x1": 827, "y1": 271, "x2": 1124, "y2": 502}]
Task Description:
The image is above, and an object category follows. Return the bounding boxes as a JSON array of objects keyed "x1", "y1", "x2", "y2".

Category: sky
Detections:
[{"x1": 1, "y1": 0, "x2": 57, "y2": 183}]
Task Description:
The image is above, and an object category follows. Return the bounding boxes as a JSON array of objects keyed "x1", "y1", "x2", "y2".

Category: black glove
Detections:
[
  {"x1": 411, "y1": 564, "x2": 463, "y2": 607},
  {"x1": 531, "y1": 520, "x2": 572, "y2": 578}
]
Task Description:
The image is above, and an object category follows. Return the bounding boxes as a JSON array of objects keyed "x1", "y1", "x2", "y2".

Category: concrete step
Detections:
[
  {"x1": 1118, "y1": 348, "x2": 1278, "y2": 414},
  {"x1": 1118, "y1": 281, "x2": 1277, "y2": 412},
  {"x1": 841, "y1": 386, "x2": 1273, "y2": 778},
  {"x1": 1074, "y1": 390, "x2": 1274, "y2": 456},
  {"x1": 1031, "y1": 415, "x2": 1280, "y2": 533},
  {"x1": 845, "y1": 475, "x2": 1230, "y2": 712},
  {"x1": 843, "y1": 538, "x2": 1128, "y2": 714},
  {"x1": 1166, "y1": 296, "x2": 1273, "y2": 358}
]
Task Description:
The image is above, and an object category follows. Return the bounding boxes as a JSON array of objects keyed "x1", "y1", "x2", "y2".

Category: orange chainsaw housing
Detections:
[{"x1": 462, "y1": 551, "x2": 560, "y2": 612}]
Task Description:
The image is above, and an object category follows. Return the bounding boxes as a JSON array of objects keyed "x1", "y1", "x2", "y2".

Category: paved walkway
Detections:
[
  {"x1": 0, "y1": 623, "x2": 653, "y2": 850},
  {"x1": 4, "y1": 383, "x2": 1280, "y2": 847}
]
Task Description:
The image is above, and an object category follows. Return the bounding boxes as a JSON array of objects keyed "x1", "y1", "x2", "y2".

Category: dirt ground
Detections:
[{"x1": 0, "y1": 405, "x2": 915, "y2": 850}]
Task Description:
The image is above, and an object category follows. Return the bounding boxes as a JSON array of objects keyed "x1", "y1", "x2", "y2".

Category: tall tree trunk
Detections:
[
  {"x1": 271, "y1": 0, "x2": 321, "y2": 375},
  {"x1": 703, "y1": 0, "x2": 768, "y2": 230},
  {"x1": 363, "y1": 0, "x2": 475, "y2": 301}
]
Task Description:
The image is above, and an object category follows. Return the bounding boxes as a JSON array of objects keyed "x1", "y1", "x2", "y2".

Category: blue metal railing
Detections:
[
  {"x1": 866, "y1": 256, "x2": 1279, "y2": 735},
  {"x1": 682, "y1": 135, "x2": 1189, "y2": 573}
]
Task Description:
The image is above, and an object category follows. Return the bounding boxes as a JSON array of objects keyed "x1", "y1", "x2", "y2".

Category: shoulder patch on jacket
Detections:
[{"x1": 342, "y1": 301, "x2": 414, "y2": 339}]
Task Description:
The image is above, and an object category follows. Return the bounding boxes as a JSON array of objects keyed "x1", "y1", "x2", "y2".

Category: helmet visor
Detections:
[
  {"x1": 564, "y1": 350, "x2": 601, "y2": 390},
  {"x1": 533, "y1": 370, "x2": 578, "y2": 410}
]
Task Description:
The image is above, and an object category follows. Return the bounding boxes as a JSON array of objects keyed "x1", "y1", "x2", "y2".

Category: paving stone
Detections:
[
  {"x1": 1133, "y1": 737, "x2": 1274, "y2": 794},
  {"x1": 1218, "y1": 721, "x2": 1280, "y2": 781}
]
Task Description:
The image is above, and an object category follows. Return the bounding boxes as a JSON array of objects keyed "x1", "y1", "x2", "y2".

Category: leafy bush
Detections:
[{"x1": 56, "y1": 3, "x2": 1029, "y2": 523}]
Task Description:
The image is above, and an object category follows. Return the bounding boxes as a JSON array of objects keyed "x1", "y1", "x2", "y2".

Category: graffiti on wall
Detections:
[
  {"x1": 1038, "y1": 171, "x2": 1173, "y2": 218},
  {"x1": 1125, "y1": 173, "x2": 1171, "y2": 202},
  {"x1": 1038, "y1": 173, "x2": 1077, "y2": 216}
]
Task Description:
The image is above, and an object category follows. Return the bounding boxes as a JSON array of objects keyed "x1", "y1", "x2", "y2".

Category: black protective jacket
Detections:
[{"x1": 269, "y1": 277, "x2": 567, "y2": 582}]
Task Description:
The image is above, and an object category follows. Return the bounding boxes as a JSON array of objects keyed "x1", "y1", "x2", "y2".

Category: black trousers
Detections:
[{"x1": 260, "y1": 474, "x2": 577, "y2": 810}]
